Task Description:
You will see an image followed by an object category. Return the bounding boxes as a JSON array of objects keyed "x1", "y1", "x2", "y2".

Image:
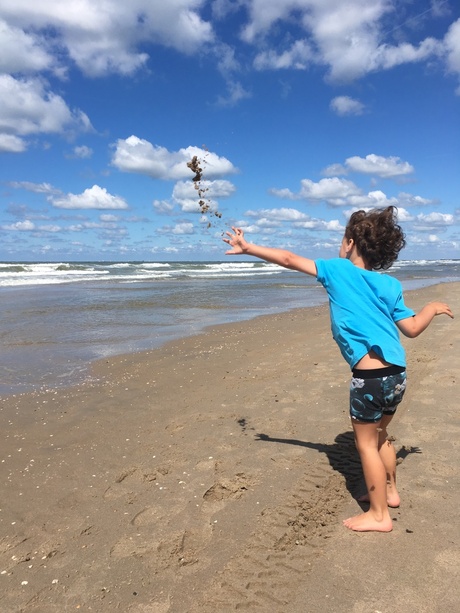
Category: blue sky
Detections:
[{"x1": 0, "y1": 0, "x2": 459, "y2": 262}]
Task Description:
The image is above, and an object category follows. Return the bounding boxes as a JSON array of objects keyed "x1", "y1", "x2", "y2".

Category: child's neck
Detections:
[{"x1": 348, "y1": 249, "x2": 372, "y2": 271}]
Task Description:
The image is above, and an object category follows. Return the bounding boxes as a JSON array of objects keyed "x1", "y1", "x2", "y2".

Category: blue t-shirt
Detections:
[{"x1": 315, "y1": 258, "x2": 414, "y2": 368}]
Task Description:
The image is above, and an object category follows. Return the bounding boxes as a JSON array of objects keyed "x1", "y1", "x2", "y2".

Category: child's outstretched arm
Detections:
[
  {"x1": 397, "y1": 302, "x2": 453, "y2": 338},
  {"x1": 223, "y1": 227, "x2": 317, "y2": 276}
]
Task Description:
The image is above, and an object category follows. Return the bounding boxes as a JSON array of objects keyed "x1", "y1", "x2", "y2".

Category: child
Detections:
[{"x1": 223, "y1": 206, "x2": 453, "y2": 532}]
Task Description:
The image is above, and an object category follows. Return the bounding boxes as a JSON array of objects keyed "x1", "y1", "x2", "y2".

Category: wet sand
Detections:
[{"x1": 0, "y1": 283, "x2": 458, "y2": 612}]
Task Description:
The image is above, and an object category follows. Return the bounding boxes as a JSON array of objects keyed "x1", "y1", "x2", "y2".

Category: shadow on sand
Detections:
[{"x1": 253, "y1": 430, "x2": 422, "y2": 503}]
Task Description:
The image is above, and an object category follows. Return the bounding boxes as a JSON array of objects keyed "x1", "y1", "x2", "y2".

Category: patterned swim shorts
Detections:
[{"x1": 349, "y1": 367, "x2": 407, "y2": 423}]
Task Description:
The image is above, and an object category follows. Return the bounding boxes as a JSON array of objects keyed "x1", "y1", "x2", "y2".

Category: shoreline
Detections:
[
  {"x1": 0, "y1": 282, "x2": 458, "y2": 612},
  {"x1": 1, "y1": 277, "x2": 457, "y2": 399}
]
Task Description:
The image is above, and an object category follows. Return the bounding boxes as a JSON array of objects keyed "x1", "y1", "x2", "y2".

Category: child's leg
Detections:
[
  {"x1": 343, "y1": 419, "x2": 393, "y2": 532},
  {"x1": 377, "y1": 414, "x2": 400, "y2": 507},
  {"x1": 357, "y1": 413, "x2": 400, "y2": 507}
]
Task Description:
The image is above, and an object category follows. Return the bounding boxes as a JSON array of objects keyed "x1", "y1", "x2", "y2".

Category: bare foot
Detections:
[
  {"x1": 343, "y1": 511, "x2": 393, "y2": 532},
  {"x1": 357, "y1": 491, "x2": 400, "y2": 508}
]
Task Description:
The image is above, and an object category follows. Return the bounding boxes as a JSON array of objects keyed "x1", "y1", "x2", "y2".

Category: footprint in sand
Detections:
[
  {"x1": 202, "y1": 472, "x2": 254, "y2": 509},
  {"x1": 103, "y1": 465, "x2": 164, "y2": 500}
]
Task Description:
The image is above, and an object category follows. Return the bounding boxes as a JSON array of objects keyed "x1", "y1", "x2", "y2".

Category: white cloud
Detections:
[
  {"x1": 214, "y1": 42, "x2": 241, "y2": 74},
  {"x1": 445, "y1": 18, "x2": 460, "y2": 73},
  {"x1": 157, "y1": 222, "x2": 195, "y2": 235},
  {"x1": 0, "y1": 133, "x2": 26, "y2": 153},
  {"x1": 240, "y1": 0, "x2": 294, "y2": 43},
  {"x1": 271, "y1": 174, "x2": 436, "y2": 211},
  {"x1": 342, "y1": 154, "x2": 414, "y2": 178},
  {"x1": 237, "y1": 206, "x2": 345, "y2": 234},
  {"x1": 38, "y1": 224, "x2": 62, "y2": 232},
  {"x1": 73, "y1": 145, "x2": 93, "y2": 159},
  {"x1": 330, "y1": 95, "x2": 365, "y2": 116},
  {"x1": 0, "y1": 1, "x2": 214, "y2": 77},
  {"x1": 346, "y1": 190, "x2": 399, "y2": 209},
  {"x1": 271, "y1": 177, "x2": 362, "y2": 206},
  {"x1": 172, "y1": 179, "x2": 236, "y2": 213},
  {"x1": 254, "y1": 40, "x2": 314, "y2": 70},
  {"x1": 413, "y1": 211, "x2": 454, "y2": 231},
  {"x1": 68, "y1": 220, "x2": 127, "y2": 234},
  {"x1": 216, "y1": 80, "x2": 252, "y2": 106},
  {"x1": 245, "y1": 207, "x2": 310, "y2": 221},
  {"x1": 112, "y1": 136, "x2": 237, "y2": 180},
  {"x1": 100, "y1": 214, "x2": 118, "y2": 222},
  {"x1": 373, "y1": 37, "x2": 443, "y2": 71},
  {"x1": 444, "y1": 18, "x2": 460, "y2": 93},
  {"x1": 0, "y1": 219, "x2": 62, "y2": 233},
  {"x1": 0, "y1": 75, "x2": 91, "y2": 144},
  {"x1": 212, "y1": 0, "x2": 243, "y2": 20},
  {"x1": 9, "y1": 180, "x2": 59, "y2": 194},
  {"x1": 238, "y1": 0, "x2": 454, "y2": 84},
  {"x1": 294, "y1": 218, "x2": 344, "y2": 232},
  {"x1": 252, "y1": 217, "x2": 282, "y2": 228},
  {"x1": 241, "y1": 0, "x2": 392, "y2": 81},
  {"x1": 0, "y1": 0, "x2": 457, "y2": 92},
  {"x1": 324, "y1": 219, "x2": 344, "y2": 232},
  {"x1": 173, "y1": 179, "x2": 236, "y2": 200},
  {"x1": 153, "y1": 199, "x2": 175, "y2": 214},
  {"x1": 50, "y1": 185, "x2": 129, "y2": 209},
  {"x1": 172, "y1": 222, "x2": 195, "y2": 235},
  {"x1": 0, "y1": 18, "x2": 55, "y2": 73},
  {"x1": 397, "y1": 192, "x2": 436, "y2": 207},
  {"x1": 393, "y1": 207, "x2": 413, "y2": 222},
  {"x1": 2, "y1": 219, "x2": 35, "y2": 231},
  {"x1": 322, "y1": 162, "x2": 347, "y2": 176},
  {"x1": 431, "y1": 0, "x2": 451, "y2": 19}
]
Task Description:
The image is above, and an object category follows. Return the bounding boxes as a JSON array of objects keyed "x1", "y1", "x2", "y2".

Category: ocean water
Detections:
[{"x1": 1, "y1": 259, "x2": 459, "y2": 395}]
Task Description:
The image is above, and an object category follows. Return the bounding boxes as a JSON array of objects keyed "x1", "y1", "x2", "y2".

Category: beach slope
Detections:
[{"x1": 0, "y1": 283, "x2": 458, "y2": 612}]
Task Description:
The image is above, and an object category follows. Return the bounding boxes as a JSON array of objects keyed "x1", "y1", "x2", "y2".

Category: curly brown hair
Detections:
[{"x1": 344, "y1": 206, "x2": 406, "y2": 270}]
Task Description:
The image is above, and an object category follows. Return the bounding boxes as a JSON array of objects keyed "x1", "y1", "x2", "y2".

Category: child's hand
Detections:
[
  {"x1": 431, "y1": 302, "x2": 454, "y2": 318},
  {"x1": 223, "y1": 227, "x2": 249, "y2": 254}
]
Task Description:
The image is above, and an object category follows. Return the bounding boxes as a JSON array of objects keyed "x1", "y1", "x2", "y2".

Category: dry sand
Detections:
[{"x1": 0, "y1": 282, "x2": 458, "y2": 613}]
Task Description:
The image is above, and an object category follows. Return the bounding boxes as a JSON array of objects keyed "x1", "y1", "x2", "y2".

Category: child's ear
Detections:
[{"x1": 345, "y1": 238, "x2": 354, "y2": 253}]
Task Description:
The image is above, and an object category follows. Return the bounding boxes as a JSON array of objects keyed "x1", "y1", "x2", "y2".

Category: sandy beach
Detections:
[{"x1": 1, "y1": 282, "x2": 458, "y2": 613}]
